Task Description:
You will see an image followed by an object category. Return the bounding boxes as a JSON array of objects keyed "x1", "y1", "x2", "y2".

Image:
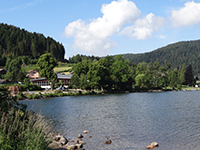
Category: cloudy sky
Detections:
[{"x1": 1, "y1": 0, "x2": 200, "y2": 58}]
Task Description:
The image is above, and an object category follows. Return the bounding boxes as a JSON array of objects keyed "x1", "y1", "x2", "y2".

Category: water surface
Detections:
[{"x1": 20, "y1": 91, "x2": 200, "y2": 150}]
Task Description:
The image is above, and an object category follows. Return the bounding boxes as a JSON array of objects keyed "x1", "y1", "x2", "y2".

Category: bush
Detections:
[
  {"x1": 26, "y1": 94, "x2": 32, "y2": 99},
  {"x1": 16, "y1": 92, "x2": 24, "y2": 100},
  {"x1": 0, "y1": 85, "x2": 8, "y2": 91},
  {"x1": 32, "y1": 94, "x2": 40, "y2": 99}
]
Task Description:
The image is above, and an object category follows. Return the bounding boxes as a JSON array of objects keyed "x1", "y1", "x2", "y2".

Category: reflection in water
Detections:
[{"x1": 20, "y1": 91, "x2": 200, "y2": 150}]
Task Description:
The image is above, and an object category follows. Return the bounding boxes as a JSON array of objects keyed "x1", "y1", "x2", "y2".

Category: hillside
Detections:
[
  {"x1": 0, "y1": 23, "x2": 65, "y2": 65},
  {"x1": 121, "y1": 40, "x2": 200, "y2": 74}
]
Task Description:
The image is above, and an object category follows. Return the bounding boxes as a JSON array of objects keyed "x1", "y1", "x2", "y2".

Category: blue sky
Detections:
[{"x1": 1, "y1": 0, "x2": 200, "y2": 58}]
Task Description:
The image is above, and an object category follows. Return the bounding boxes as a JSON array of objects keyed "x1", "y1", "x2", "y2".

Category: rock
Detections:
[
  {"x1": 48, "y1": 141, "x2": 61, "y2": 149},
  {"x1": 54, "y1": 136, "x2": 61, "y2": 141},
  {"x1": 104, "y1": 139, "x2": 112, "y2": 144},
  {"x1": 77, "y1": 134, "x2": 83, "y2": 138},
  {"x1": 75, "y1": 143, "x2": 83, "y2": 149},
  {"x1": 66, "y1": 145, "x2": 77, "y2": 150},
  {"x1": 79, "y1": 140, "x2": 86, "y2": 145},
  {"x1": 151, "y1": 142, "x2": 159, "y2": 147},
  {"x1": 54, "y1": 134, "x2": 68, "y2": 145},
  {"x1": 60, "y1": 136, "x2": 68, "y2": 145},
  {"x1": 68, "y1": 139, "x2": 75, "y2": 142},
  {"x1": 83, "y1": 130, "x2": 89, "y2": 134},
  {"x1": 87, "y1": 135, "x2": 92, "y2": 138},
  {"x1": 146, "y1": 145, "x2": 154, "y2": 149}
]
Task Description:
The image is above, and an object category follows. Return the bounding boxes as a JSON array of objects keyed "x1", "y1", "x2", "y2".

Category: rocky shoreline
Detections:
[{"x1": 48, "y1": 130, "x2": 159, "y2": 150}]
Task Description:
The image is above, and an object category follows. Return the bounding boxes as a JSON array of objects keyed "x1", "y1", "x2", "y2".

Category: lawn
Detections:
[{"x1": 54, "y1": 66, "x2": 72, "y2": 74}]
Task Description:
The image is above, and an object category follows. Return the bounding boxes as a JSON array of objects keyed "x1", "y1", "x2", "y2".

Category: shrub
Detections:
[
  {"x1": 0, "y1": 85, "x2": 8, "y2": 91},
  {"x1": 32, "y1": 94, "x2": 40, "y2": 99},
  {"x1": 26, "y1": 94, "x2": 32, "y2": 99},
  {"x1": 16, "y1": 92, "x2": 24, "y2": 100}
]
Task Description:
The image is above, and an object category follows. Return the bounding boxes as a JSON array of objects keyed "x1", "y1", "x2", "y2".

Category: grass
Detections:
[
  {"x1": 53, "y1": 66, "x2": 72, "y2": 73},
  {"x1": 21, "y1": 62, "x2": 75, "y2": 74},
  {"x1": 0, "y1": 108, "x2": 52, "y2": 150},
  {"x1": 54, "y1": 62, "x2": 76, "y2": 73}
]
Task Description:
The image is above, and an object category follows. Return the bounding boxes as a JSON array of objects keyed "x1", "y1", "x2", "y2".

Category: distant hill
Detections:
[
  {"x1": 0, "y1": 23, "x2": 65, "y2": 64},
  {"x1": 121, "y1": 40, "x2": 200, "y2": 74}
]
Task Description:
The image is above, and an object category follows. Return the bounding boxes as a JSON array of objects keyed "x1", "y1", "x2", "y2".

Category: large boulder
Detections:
[{"x1": 54, "y1": 134, "x2": 68, "y2": 145}]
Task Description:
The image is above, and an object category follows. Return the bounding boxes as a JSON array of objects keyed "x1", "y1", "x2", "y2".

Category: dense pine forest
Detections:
[
  {"x1": 0, "y1": 23, "x2": 65, "y2": 66},
  {"x1": 121, "y1": 40, "x2": 200, "y2": 75}
]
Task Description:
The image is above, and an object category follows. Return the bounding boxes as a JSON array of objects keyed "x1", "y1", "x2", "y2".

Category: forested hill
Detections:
[
  {"x1": 0, "y1": 23, "x2": 65, "y2": 62},
  {"x1": 121, "y1": 40, "x2": 200, "y2": 74}
]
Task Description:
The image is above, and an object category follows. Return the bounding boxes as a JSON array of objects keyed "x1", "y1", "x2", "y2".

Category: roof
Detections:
[
  {"x1": 27, "y1": 69, "x2": 39, "y2": 73},
  {"x1": 0, "y1": 68, "x2": 7, "y2": 74},
  {"x1": 30, "y1": 78, "x2": 47, "y2": 82},
  {"x1": 56, "y1": 73, "x2": 72, "y2": 79},
  {"x1": 0, "y1": 79, "x2": 9, "y2": 84},
  {"x1": 30, "y1": 73, "x2": 72, "y2": 82}
]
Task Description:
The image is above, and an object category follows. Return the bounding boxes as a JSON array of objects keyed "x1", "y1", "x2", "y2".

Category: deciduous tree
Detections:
[{"x1": 37, "y1": 53, "x2": 58, "y2": 89}]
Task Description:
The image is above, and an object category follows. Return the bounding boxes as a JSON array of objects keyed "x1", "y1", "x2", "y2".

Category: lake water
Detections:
[{"x1": 19, "y1": 91, "x2": 200, "y2": 150}]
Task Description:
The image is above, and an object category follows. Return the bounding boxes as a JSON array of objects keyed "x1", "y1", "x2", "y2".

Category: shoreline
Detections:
[{"x1": 14, "y1": 87, "x2": 200, "y2": 101}]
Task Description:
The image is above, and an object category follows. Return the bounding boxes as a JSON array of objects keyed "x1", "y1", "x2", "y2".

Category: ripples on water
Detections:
[{"x1": 20, "y1": 91, "x2": 200, "y2": 150}]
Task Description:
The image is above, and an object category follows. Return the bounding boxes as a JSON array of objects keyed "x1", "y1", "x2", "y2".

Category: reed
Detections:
[{"x1": 0, "y1": 108, "x2": 52, "y2": 150}]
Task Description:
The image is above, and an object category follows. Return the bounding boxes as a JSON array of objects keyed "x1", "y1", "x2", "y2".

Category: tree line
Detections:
[
  {"x1": 121, "y1": 39, "x2": 200, "y2": 75},
  {"x1": 70, "y1": 55, "x2": 195, "y2": 91},
  {"x1": 0, "y1": 23, "x2": 65, "y2": 66},
  {"x1": 1, "y1": 53, "x2": 196, "y2": 91},
  {"x1": 68, "y1": 54, "x2": 100, "y2": 63}
]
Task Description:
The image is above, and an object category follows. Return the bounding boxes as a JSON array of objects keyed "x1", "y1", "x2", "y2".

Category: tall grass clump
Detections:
[{"x1": 0, "y1": 91, "x2": 52, "y2": 150}]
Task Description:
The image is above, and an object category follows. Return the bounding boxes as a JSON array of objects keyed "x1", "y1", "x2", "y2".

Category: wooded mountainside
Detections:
[
  {"x1": 0, "y1": 23, "x2": 65, "y2": 65},
  {"x1": 121, "y1": 40, "x2": 200, "y2": 75}
]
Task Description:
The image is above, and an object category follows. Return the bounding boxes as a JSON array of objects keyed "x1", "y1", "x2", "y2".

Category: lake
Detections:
[{"x1": 19, "y1": 91, "x2": 200, "y2": 150}]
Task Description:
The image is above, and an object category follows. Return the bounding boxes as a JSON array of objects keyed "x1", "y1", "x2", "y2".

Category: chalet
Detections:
[
  {"x1": 26, "y1": 70, "x2": 39, "y2": 79},
  {"x1": 57, "y1": 73, "x2": 72, "y2": 85},
  {"x1": 30, "y1": 73, "x2": 72, "y2": 89}
]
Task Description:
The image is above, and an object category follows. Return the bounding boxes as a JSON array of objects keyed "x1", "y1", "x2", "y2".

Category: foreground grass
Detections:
[{"x1": 0, "y1": 92, "x2": 52, "y2": 150}]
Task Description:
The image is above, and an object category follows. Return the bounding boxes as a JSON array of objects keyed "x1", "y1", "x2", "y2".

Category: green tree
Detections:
[
  {"x1": 169, "y1": 68, "x2": 180, "y2": 87},
  {"x1": 180, "y1": 63, "x2": 186, "y2": 85},
  {"x1": 111, "y1": 55, "x2": 130, "y2": 90},
  {"x1": 4, "y1": 58, "x2": 24, "y2": 81},
  {"x1": 185, "y1": 65, "x2": 194, "y2": 86},
  {"x1": 37, "y1": 53, "x2": 58, "y2": 89},
  {"x1": 135, "y1": 74, "x2": 146, "y2": 88}
]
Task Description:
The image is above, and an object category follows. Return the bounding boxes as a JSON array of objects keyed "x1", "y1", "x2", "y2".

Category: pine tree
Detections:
[
  {"x1": 180, "y1": 63, "x2": 186, "y2": 84},
  {"x1": 185, "y1": 65, "x2": 194, "y2": 86}
]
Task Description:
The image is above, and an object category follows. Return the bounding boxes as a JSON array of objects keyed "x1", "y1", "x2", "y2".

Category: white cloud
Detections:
[
  {"x1": 120, "y1": 13, "x2": 165, "y2": 40},
  {"x1": 64, "y1": 0, "x2": 141, "y2": 56},
  {"x1": 170, "y1": 1, "x2": 200, "y2": 27}
]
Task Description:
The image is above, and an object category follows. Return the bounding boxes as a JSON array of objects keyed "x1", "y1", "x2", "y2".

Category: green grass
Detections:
[
  {"x1": 21, "y1": 63, "x2": 75, "y2": 74},
  {"x1": 0, "y1": 108, "x2": 52, "y2": 150},
  {"x1": 54, "y1": 66, "x2": 72, "y2": 73}
]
